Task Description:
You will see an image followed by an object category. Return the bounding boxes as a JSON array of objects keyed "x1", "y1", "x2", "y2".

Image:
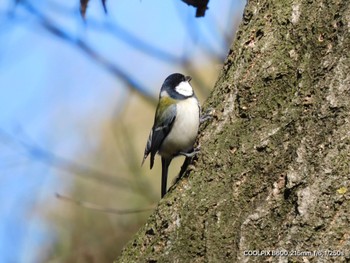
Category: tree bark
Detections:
[{"x1": 118, "y1": 0, "x2": 350, "y2": 262}]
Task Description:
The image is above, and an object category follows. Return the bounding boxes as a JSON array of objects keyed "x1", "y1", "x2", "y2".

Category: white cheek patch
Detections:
[{"x1": 175, "y1": 81, "x2": 193, "y2": 97}]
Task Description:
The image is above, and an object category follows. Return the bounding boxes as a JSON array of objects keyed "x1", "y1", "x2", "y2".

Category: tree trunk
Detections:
[{"x1": 118, "y1": 0, "x2": 350, "y2": 262}]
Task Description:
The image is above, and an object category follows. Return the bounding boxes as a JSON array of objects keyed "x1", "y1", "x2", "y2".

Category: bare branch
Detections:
[
  {"x1": 21, "y1": 0, "x2": 157, "y2": 104},
  {"x1": 0, "y1": 128, "x2": 136, "y2": 191}
]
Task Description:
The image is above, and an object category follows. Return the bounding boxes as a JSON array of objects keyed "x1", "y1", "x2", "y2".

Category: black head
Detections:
[{"x1": 160, "y1": 73, "x2": 193, "y2": 99}]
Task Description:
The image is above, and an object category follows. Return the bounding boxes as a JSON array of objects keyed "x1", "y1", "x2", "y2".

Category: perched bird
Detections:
[{"x1": 142, "y1": 73, "x2": 200, "y2": 198}]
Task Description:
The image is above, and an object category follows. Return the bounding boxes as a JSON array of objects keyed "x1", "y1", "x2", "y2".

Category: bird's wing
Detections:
[{"x1": 142, "y1": 102, "x2": 177, "y2": 169}]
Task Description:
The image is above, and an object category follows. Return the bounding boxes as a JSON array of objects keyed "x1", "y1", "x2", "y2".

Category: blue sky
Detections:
[{"x1": 0, "y1": 0, "x2": 245, "y2": 262}]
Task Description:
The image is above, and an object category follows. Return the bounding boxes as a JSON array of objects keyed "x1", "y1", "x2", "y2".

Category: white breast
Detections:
[{"x1": 159, "y1": 97, "x2": 199, "y2": 158}]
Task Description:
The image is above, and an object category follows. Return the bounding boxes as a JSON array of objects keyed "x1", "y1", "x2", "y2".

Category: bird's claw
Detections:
[{"x1": 179, "y1": 145, "x2": 200, "y2": 157}]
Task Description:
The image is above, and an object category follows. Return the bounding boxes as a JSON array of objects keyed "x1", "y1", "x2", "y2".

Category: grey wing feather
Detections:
[{"x1": 142, "y1": 104, "x2": 177, "y2": 169}]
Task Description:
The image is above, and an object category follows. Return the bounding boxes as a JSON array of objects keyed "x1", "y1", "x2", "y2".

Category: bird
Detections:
[{"x1": 142, "y1": 73, "x2": 200, "y2": 198}]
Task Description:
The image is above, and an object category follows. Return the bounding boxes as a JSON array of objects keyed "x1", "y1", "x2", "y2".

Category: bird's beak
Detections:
[{"x1": 185, "y1": 76, "x2": 192, "y2": 82}]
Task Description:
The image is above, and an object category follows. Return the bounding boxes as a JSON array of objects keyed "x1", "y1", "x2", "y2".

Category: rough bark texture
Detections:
[{"x1": 118, "y1": 0, "x2": 350, "y2": 262}]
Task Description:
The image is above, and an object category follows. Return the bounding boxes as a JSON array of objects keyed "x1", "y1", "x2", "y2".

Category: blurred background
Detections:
[{"x1": 0, "y1": 0, "x2": 245, "y2": 262}]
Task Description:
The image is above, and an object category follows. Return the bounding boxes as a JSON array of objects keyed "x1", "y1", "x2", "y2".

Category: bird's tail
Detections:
[
  {"x1": 161, "y1": 158, "x2": 171, "y2": 198},
  {"x1": 141, "y1": 130, "x2": 153, "y2": 167}
]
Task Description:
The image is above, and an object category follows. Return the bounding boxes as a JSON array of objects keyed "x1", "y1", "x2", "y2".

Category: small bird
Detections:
[{"x1": 142, "y1": 73, "x2": 200, "y2": 198}]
